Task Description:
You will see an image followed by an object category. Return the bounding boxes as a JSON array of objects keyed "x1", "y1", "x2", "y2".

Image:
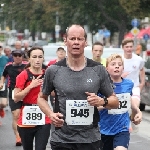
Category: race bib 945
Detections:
[
  {"x1": 108, "y1": 93, "x2": 131, "y2": 114},
  {"x1": 66, "y1": 100, "x2": 94, "y2": 125}
]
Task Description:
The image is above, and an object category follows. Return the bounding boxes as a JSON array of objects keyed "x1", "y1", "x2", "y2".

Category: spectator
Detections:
[
  {"x1": 47, "y1": 47, "x2": 66, "y2": 67},
  {"x1": 4, "y1": 46, "x2": 13, "y2": 62}
]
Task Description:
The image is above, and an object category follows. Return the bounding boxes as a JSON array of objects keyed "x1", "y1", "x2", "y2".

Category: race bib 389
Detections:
[{"x1": 22, "y1": 106, "x2": 45, "y2": 125}]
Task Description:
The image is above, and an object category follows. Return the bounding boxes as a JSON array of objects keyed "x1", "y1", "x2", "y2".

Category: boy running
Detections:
[{"x1": 98, "y1": 54, "x2": 142, "y2": 150}]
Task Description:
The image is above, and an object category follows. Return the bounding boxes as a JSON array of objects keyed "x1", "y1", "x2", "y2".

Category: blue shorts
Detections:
[{"x1": 101, "y1": 131, "x2": 130, "y2": 150}]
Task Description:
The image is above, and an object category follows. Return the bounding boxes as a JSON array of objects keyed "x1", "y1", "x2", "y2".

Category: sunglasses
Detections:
[
  {"x1": 0, "y1": 46, "x2": 2, "y2": 48},
  {"x1": 13, "y1": 54, "x2": 22, "y2": 57}
]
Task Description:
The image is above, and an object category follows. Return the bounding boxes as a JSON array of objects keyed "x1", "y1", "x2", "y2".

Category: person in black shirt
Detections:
[
  {"x1": 38, "y1": 24, "x2": 119, "y2": 150},
  {"x1": 0, "y1": 50, "x2": 27, "y2": 146}
]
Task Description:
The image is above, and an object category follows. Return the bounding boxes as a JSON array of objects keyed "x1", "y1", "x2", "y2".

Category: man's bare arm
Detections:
[
  {"x1": 37, "y1": 92, "x2": 53, "y2": 118},
  {"x1": 97, "y1": 94, "x2": 119, "y2": 110},
  {"x1": 139, "y1": 67, "x2": 145, "y2": 91},
  {"x1": 38, "y1": 92, "x2": 64, "y2": 127},
  {"x1": 86, "y1": 92, "x2": 119, "y2": 110}
]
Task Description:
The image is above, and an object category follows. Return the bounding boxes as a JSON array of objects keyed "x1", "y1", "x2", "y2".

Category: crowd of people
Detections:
[{"x1": 0, "y1": 24, "x2": 144, "y2": 150}]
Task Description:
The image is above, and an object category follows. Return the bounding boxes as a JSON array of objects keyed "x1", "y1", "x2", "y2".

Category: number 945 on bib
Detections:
[{"x1": 66, "y1": 100, "x2": 94, "y2": 125}]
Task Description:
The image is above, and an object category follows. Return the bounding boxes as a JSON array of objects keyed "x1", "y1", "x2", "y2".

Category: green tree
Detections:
[
  {"x1": 2, "y1": 0, "x2": 150, "y2": 44},
  {"x1": 119, "y1": 0, "x2": 150, "y2": 18},
  {"x1": 2, "y1": 0, "x2": 58, "y2": 40},
  {"x1": 95, "y1": 0, "x2": 131, "y2": 46},
  {"x1": 55, "y1": 0, "x2": 131, "y2": 46}
]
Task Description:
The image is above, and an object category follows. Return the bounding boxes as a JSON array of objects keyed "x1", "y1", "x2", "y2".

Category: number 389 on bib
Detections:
[{"x1": 22, "y1": 106, "x2": 45, "y2": 125}]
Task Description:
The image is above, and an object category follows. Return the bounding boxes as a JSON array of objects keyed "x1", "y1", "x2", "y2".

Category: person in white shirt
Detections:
[{"x1": 121, "y1": 38, "x2": 144, "y2": 122}]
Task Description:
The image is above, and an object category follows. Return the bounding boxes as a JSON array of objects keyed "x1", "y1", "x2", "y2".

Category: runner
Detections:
[
  {"x1": 0, "y1": 43, "x2": 9, "y2": 124},
  {"x1": 4, "y1": 46, "x2": 13, "y2": 62},
  {"x1": 98, "y1": 54, "x2": 142, "y2": 150},
  {"x1": 92, "y1": 42, "x2": 106, "y2": 66},
  {"x1": 3, "y1": 46, "x2": 13, "y2": 111},
  {"x1": 0, "y1": 50, "x2": 27, "y2": 146},
  {"x1": 38, "y1": 24, "x2": 119, "y2": 150},
  {"x1": 47, "y1": 47, "x2": 66, "y2": 67},
  {"x1": 14, "y1": 41, "x2": 22, "y2": 50},
  {"x1": 121, "y1": 38, "x2": 145, "y2": 126},
  {"x1": 14, "y1": 46, "x2": 51, "y2": 150},
  {"x1": 47, "y1": 47, "x2": 66, "y2": 106}
]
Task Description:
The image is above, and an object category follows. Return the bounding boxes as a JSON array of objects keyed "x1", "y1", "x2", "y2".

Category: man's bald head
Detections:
[
  {"x1": 65, "y1": 24, "x2": 87, "y2": 40},
  {"x1": 15, "y1": 41, "x2": 22, "y2": 50}
]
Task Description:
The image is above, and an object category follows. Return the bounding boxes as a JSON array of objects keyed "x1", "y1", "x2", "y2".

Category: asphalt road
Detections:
[
  {"x1": 0, "y1": 107, "x2": 51, "y2": 150},
  {"x1": 0, "y1": 107, "x2": 150, "y2": 150}
]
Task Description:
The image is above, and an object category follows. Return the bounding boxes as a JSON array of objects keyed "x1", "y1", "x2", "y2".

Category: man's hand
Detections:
[
  {"x1": 121, "y1": 72, "x2": 130, "y2": 78},
  {"x1": 85, "y1": 92, "x2": 104, "y2": 107},
  {"x1": 50, "y1": 112, "x2": 64, "y2": 127}
]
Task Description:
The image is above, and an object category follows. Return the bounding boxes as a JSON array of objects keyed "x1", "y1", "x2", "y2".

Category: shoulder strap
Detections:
[
  {"x1": 26, "y1": 69, "x2": 32, "y2": 81},
  {"x1": 24, "y1": 69, "x2": 32, "y2": 86}
]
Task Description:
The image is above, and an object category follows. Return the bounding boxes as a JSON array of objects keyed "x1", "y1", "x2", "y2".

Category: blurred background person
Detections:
[
  {"x1": 14, "y1": 41, "x2": 22, "y2": 51},
  {"x1": 47, "y1": 47, "x2": 66, "y2": 106},
  {"x1": 47, "y1": 47, "x2": 66, "y2": 67},
  {"x1": 92, "y1": 42, "x2": 106, "y2": 66},
  {"x1": 136, "y1": 41, "x2": 142, "y2": 56},
  {"x1": 22, "y1": 40, "x2": 30, "y2": 61},
  {"x1": 0, "y1": 50, "x2": 27, "y2": 146},
  {"x1": 0, "y1": 43, "x2": 9, "y2": 124},
  {"x1": 4, "y1": 46, "x2": 13, "y2": 111},
  {"x1": 4, "y1": 46, "x2": 13, "y2": 62}
]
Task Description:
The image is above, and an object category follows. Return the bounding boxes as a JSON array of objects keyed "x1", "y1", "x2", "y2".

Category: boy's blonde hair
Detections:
[{"x1": 106, "y1": 54, "x2": 124, "y2": 67}]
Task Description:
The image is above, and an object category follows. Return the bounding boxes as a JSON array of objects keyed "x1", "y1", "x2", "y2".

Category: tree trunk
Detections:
[
  {"x1": 118, "y1": 24, "x2": 126, "y2": 47},
  {"x1": 31, "y1": 31, "x2": 35, "y2": 41}
]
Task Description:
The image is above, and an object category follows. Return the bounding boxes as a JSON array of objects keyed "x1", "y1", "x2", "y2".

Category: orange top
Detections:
[{"x1": 136, "y1": 44, "x2": 142, "y2": 55}]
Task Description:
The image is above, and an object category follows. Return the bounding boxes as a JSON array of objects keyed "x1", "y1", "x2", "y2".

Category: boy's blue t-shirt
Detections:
[
  {"x1": 99, "y1": 78, "x2": 134, "y2": 135},
  {"x1": 0, "y1": 55, "x2": 8, "y2": 77}
]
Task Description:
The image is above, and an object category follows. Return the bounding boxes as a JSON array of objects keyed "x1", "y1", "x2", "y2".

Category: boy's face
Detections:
[
  {"x1": 123, "y1": 42, "x2": 133, "y2": 55},
  {"x1": 107, "y1": 58, "x2": 123, "y2": 78},
  {"x1": 92, "y1": 45, "x2": 103, "y2": 60}
]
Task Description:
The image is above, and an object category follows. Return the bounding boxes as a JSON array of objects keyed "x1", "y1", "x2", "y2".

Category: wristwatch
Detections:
[{"x1": 103, "y1": 97, "x2": 108, "y2": 107}]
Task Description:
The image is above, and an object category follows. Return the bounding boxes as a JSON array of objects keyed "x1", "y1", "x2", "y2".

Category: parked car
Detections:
[
  {"x1": 43, "y1": 45, "x2": 123, "y2": 65},
  {"x1": 140, "y1": 68, "x2": 150, "y2": 111},
  {"x1": 35, "y1": 40, "x2": 48, "y2": 46}
]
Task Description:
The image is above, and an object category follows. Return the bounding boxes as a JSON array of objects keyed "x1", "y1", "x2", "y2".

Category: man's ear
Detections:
[
  {"x1": 85, "y1": 41, "x2": 88, "y2": 47},
  {"x1": 64, "y1": 37, "x2": 67, "y2": 46}
]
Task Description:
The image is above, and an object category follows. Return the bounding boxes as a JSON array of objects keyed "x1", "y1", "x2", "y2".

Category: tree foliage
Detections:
[
  {"x1": 1, "y1": 0, "x2": 150, "y2": 43},
  {"x1": 119, "y1": 0, "x2": 150, "y2": 18}
]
